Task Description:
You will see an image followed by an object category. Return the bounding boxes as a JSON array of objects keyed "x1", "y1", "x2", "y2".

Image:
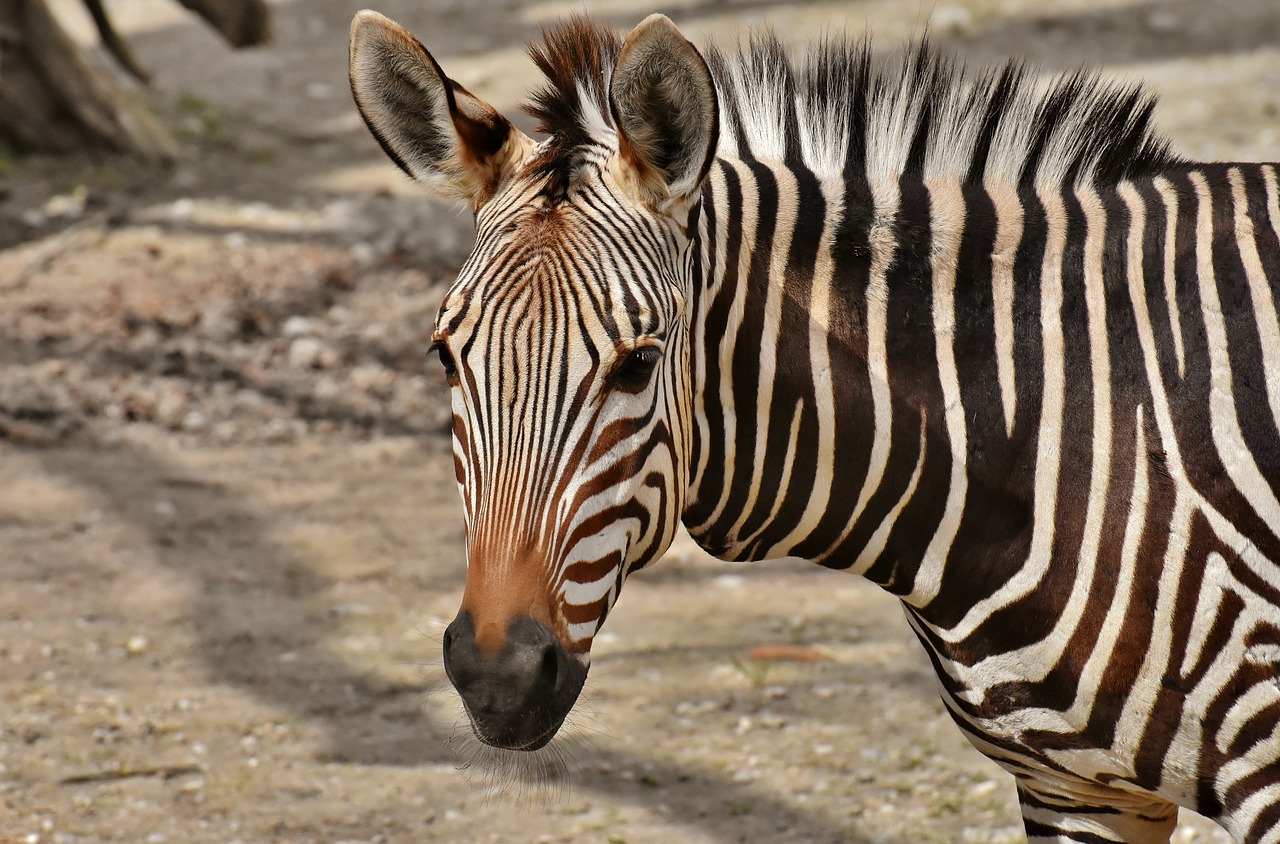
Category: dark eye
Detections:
[
  {"x1": 429, "y1": 341, "x2": 458, "y2": 382},
  {"x1": 611, "y1": 346, "x2": 661, "y2": 392}
]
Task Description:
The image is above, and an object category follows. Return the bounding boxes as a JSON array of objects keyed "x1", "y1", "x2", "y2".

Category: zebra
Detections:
[{"x1": 348, "y1": 10, "x2": 1280, "y2": 842}]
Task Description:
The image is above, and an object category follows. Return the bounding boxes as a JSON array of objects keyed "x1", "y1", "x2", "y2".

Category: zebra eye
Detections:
[
  {"x1": 429, "y1": 341, "x2": 458, "y2": 382},
  {"x1": 611, "y1": 346, "x2": 661, "y2": 392}
]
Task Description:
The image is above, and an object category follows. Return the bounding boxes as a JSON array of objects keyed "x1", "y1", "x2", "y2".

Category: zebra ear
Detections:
[
  {"x1": 609, "y1": 14, "x2": 719, "y2": 214},
  {"x1": 349, "y1": 11, "x2": 532, "y2": 208}
]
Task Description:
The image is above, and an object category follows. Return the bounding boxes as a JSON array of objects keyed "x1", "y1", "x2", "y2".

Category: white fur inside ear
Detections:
[
  {"x1": 349, "y1": 11, "x2": 531, "y2": 206},
  {"x1": 610, "y1": 14, "x2": 718, "y2": 209},
  {"x1": 349, "y1": 13, "x2": 463, "y2": 188}
]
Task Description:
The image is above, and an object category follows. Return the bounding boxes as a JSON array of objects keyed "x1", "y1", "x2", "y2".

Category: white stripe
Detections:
[
  {"x1": 988, "y1": 185, "x2": 1024, "y2": 437},
  {"x1": 832, "y1": 177, "x2": 900, "y2": 554},
  {"x1": 851, "y1": 412, "x2": 928, "y2": 577},
  {"x1": 1152, "y1": 178, "x2": 1187, "y2": 378},
  {"x1": 688, "y1": 169, "x2": 731, "y2": 498},
  {"x1": 908, "y1": 180, "x2": 968, "y2": 605},
  {"x1": 740, "y1": 399, "x2": 804, "y2": 552}
]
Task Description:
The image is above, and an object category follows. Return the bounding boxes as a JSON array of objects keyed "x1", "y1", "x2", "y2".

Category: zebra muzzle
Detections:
[{"x1": 441, "y1": 611, "x2": 587, "y2": 750}]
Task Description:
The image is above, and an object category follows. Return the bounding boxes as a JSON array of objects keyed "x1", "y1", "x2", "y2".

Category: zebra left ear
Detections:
[
  {"x1": 609, "y1": 15, "x2": 719, "y2": 215},
  {"x1": 349, "y1": 10, "x2": 532, "y2": 209}
]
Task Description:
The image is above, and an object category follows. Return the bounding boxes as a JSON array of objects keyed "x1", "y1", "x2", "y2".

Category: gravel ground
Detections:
[{"x1": 2, "y1": 0, "x2": 1278, "y2": 841}]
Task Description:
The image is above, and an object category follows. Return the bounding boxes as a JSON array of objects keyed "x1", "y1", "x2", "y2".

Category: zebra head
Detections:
[{"x1": 350, "y1": 12, "x2": 718, "y2": 751}]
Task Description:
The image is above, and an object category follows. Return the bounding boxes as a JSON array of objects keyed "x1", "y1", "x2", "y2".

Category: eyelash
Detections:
[
  {"x1": 609, "y1": 346, "x2": 662, "y2": 392},
  {"x1": 427, "y1": 341, "x2": 458, "y2": 381}
]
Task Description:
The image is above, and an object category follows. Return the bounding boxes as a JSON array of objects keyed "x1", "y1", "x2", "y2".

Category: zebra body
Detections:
[
  {"x1": 694, "y1": 153, "x2": 1280, "y2": 839},
  {"x1": 349, "y1": 12, "x2": 1280, "y2": 841}
]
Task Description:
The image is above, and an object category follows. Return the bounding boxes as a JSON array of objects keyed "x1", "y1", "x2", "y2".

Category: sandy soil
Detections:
[{"x1": 2, "y1": 0, "x2": 1278, "y2": 841}]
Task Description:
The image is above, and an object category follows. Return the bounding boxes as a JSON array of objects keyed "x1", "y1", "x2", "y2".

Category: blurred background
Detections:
[{"x1": 1, "y1": 1, "x2": 1276, "y2": 841}]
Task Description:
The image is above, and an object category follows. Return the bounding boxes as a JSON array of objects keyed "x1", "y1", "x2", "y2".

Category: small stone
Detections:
[
  {"x1": 969, "y1": 779, "x2": 1000, "y2": 798},
  {"x1": 125, "y1": 635, "x2": 149, "y2": 655},
  {"x1": 281, "y1": 316, "x2": 313, "y2": 338},
  {"x1": 199, "y1": 306, "x2": 241, "y2": 343},
  {"x1": 349, "y1": 242, "x2": 378, "y2": 266},
  {"x1": 714, "y1": 574, "x2": 745, "y2": 589},
  {"x1": 1147, "y1": 10, "x2": 1181, "y2": 32},
  {"x1": 287, "y1": 337, "x2": 335, "y2": 369},
  {"x1": 166, "y1": 198, "x2": 196, "y2": 221},
  {"x1": 42, "y1": 188, "x2": 87, "y2": 219}
]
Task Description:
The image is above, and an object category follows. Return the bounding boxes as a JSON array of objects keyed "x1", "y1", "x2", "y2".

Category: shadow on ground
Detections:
[{"x1": 23, "y1": 437, "x2": 929, "y2": 842}]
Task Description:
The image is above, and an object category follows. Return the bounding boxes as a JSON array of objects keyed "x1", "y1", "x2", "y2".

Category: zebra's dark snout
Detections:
[{"x1": 442, "y1": 612, "x2": 586, "y2": 750}]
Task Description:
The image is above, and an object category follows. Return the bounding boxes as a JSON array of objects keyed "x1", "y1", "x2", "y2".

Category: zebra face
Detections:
[
  {"x1": 351, "y1": 11, "x2": 717, "y2": 751},
  {"x1": 434, "y1": 192, "x2": 692, "y2": 748}
]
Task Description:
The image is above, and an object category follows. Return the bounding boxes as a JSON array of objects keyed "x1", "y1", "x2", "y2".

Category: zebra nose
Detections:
[{"x1": 442, "y1": 612, "x2": 580, "y2": 750}]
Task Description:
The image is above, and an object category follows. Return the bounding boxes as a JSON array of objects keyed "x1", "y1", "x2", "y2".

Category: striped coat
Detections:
[{"x1": 350, "y1": 11, "x2": 1280, "y2": 841}]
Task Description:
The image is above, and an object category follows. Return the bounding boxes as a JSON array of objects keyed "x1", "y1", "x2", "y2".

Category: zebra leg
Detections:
[{"x1": 1018, "y1": 784, "x2": 1178, "y2": 843}]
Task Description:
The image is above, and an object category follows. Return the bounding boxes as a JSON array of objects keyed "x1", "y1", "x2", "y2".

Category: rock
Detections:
[
  {"x1": 281, "y1": 316, "x2": 314, "y2": 338},
  {"x1": 199, "y1": 305, "x2": 242, "y2": 343},
  {"x1": 287, "y1": 337, "x2": 336, "y2": 369}
]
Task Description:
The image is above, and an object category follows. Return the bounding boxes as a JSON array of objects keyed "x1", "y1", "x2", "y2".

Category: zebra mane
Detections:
[{"x1": 523, "y1": 16, "x2": 1180, "y2": 191}]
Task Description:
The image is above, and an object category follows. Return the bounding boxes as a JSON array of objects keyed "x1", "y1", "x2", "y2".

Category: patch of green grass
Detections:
[
  {"x1": 176, "y1": 93, "x2": 212, "y2": 114},
  {"x1": 929, "y1": 794, "x2": 963, "y2": 817},
  {"x1": 730, "y1": 655, "x2": 772, "y2": 687},
  {"x1": 242, "y1": 147, "x2": 278, "y2": 164}
]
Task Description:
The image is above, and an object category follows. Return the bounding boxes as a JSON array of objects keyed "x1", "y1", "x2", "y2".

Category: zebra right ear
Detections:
[
  {"x1": 609, "y1": 15, "x2": 719, "y2": 215},
  {"x1": 349, "y1": 11, "x2": 533, "y2": 209}
]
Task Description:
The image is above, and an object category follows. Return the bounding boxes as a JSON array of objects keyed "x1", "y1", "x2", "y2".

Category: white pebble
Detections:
[{"x1": 281, "y1": 316, "x2": 313, "y2": 338}]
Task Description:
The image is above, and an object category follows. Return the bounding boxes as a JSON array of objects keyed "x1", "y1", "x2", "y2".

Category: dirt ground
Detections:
[{"x1": 2, "y1": 0, "x2": 1278, "y2": 841}]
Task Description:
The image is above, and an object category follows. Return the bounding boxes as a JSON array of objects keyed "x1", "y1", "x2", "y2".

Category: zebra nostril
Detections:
[{"x1": 538, "y1": 643, "x2": 559, "y2": 690}]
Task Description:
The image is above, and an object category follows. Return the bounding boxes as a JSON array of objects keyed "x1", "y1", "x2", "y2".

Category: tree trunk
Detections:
[
  {"x1": 0, "y1": 0, "x2": 270, "y2": 160},
  {"x1": 0, "y1": 0, "x2": 177, "y2": 160}
]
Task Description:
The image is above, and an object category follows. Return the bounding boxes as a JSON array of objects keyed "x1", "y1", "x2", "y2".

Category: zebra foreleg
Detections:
[{"x1": 1017, "y1": 784, "x2": 1179, "y2": 843}]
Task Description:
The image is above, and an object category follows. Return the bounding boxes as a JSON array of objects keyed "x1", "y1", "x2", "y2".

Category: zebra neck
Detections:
[{"x1": 681, "y1": 155, "x2": 1065, "y2": 603}]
